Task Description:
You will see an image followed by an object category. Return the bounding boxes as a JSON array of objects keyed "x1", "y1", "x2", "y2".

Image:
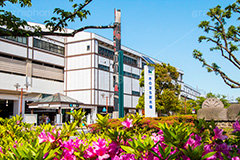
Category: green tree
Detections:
[
  {"x1": 193, "y1": 0, "x2": 240, "y2": 88},
  {"x1": 0, "y1": 0, "x2": 115, "y2": 37},
  {"x1": 184, "y1": 92, "x2": 230, "y2": 113},
  {"x1": 178, "y1": 98, "x2": 198, "y2": 115},
  {"x1": 236, "y1": 97, "x2": 240, "y2": 103},
  {"x1": 136, "y1": 63, "x2": 181, "y2": 115}
]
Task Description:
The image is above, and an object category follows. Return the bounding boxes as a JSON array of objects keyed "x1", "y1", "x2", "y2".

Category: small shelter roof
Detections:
[{"x1": 28, "y1": 93, "x2": 93, "y2": 109}]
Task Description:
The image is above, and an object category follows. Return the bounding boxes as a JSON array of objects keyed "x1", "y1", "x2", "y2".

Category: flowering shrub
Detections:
[
  {"x1": 0, "y1": 111, "x2": 239, "y2": 159},
  {"x1": 89, "y1": 114, "x2": 196, "y2": 133}
]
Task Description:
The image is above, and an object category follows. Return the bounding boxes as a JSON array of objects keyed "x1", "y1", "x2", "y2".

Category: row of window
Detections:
[
  {"x1": 98, "y1": 46, "x2": 138, "y2": 67},
  {"x1": 98, "y1": 64, "x2": 140, "y2": 79},
  {"x1": 33, "y1": 38, "x2": 64, "y2": 55},
  {"x1": 1, "y1": 35, "x2": 64, "y2": 55},
  {"x1": 123, "y1": 55, "x2": 137, "y2": 67},
  {"x1": 98, "y1": 46, "x2": 114, "y2": 59},
  {"x1": 132, "y1": 91, "x2": 140, "y2": 96},
  {"x1": 123, "y1": 71, "x2": 140, "y2": 79},
  {"x1": 98, "y1": 64, "x2": 109, "y2": 71},
  {"x1": 1, "y1": 36, "x2": 27, "y2": 44}
]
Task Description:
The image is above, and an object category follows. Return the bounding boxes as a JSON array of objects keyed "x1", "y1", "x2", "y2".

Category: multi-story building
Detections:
[
  {"x1": 0, "y1": 23, "x2": 200, "y2": 123},
  {"x1": 180, "y1": 83, "x2": 201, "y2": 100},
  {"x1": 0, "y1": 30, "x2": 65, "y2": 120}
]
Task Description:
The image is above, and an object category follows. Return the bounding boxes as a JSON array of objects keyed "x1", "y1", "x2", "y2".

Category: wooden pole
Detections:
[{"x1": 106, "y1": 97, "x2": 108, "y2": 113}]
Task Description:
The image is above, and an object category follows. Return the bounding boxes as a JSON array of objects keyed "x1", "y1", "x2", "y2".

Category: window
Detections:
[
  {"x1": 132, "y1": 91, "x2": 140, "y2": 96},
  {"x1": 33, "y1": 38, "x2": 64, "y2": 55},
  {"x1": 132, "y1": 74, "x2": 140, "y2": 79},
  {"x1": 123, "y1": 71, "x2": 140, "y2": 79},
  {"x1": 98, "y1": 64, "x2": 109, "y2": 71},
  {"x1": 98, "y1": 46, "x2": 114, "y2": 59},
  {"x1": 123, "y1": 55, "x2": 137, "y2": 67},
  {"x1": 87, "y1": 45, "x2": 90, "y2": 51},
  {"x1": 123, "y1": 71, "x2": 131, "y2": 77},
  {"x1": 1, "y1": 36, "x2": 27, "y2": 44}
]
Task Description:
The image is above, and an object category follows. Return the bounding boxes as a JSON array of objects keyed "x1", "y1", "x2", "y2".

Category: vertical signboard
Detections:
[{"x1": 144, "y1": 65, "x2": 156, "y2": 117}]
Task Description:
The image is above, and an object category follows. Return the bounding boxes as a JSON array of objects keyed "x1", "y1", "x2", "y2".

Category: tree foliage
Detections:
[
  {"x1": 236, "y1": 97, "x2": 240, "y2": 103},
  {"x1": 136, "y1": 63, "x2": 181, "y2": 115},
  {"x1": 0, "y1": 0, "x2": 115, "y2": 37},
  {"x1": 184, "y1": 92, "x2": 230, "y2": 114},
  {"x1": 193, "y1": 0, "x2": 240, "y2": 88}
]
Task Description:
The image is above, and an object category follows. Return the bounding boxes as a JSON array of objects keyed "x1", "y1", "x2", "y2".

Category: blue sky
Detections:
[{"x1": 4, "y1": 0, "x2": 240, "y2": 100}]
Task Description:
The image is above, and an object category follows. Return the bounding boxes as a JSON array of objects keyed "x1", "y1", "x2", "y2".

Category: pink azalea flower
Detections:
[
  {"x1": 121, "y1": 118, "x2": 133, "y2": 128},
  {"x1": 232, "y1": 157, "x2": 240, "y2": 160},
  {"x1": 119, "y1": 153, "x2": 136, "y2": 160},
  {"x1": 0, "y1": 147, "x2": 3, "y2": 153},
  {"x1": 47, "y1": 132, "x2": 55, "y2": 143},
  {"x1": 203, "y1": 144, "x2": 216, "y2": 160},
  {"x1": 38, "y1": 130, "x2": 56, "y2": 143},
  {"x1": 184, "y1": 133, "x2": 201, "y2": 149},
  {"x1": 84, "y1": 138, "x2": 110, "y2": 160},
  {"x1": 151, "y1": 133, "x2": 164, "y2": 143},
  {"x1": 61, "y1": 139, "x2": 75, "y2": 155},
  {"x1": 52, "y1": 128, "x2": 61, "y2": 136},
  {"x1": 157, "y1": 130, "x2": 164, "y2": 135},
  {"x1": 74, "y1": 138, "x2": 85, "y2": 148},
  {"x1": 61, "y1": 151, "x2": 76, "y2": 160},
  {"x1": 109, "y1": 141, "x2": 120, "y2": 158},
  {"x1": 213, "y1": 127, "x2": 228, "y2": 140},
  {"x1": 215, "y1": 143, "x2": 232, "y2": 159},
  {"x1": 38, "y1": 130, "x2": 48, "y2": 143},
  {"x1": 232, "y1": 120, "x2": 240, "y2": 133},
  {"x1": 84, "y1": 146, "x2": 97, "y2": 159},
  {"x1": 113, "y1": 155, "x2": 120, "y2": 160}
]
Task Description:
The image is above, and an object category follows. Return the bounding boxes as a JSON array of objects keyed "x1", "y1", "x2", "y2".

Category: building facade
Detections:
[{"x1": 0, "y1": 24, "x2": 200, "y2": 122}]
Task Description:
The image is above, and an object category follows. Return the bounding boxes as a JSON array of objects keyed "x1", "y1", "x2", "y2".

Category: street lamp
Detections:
[{"x1": 14, "y1": 82, "x2": 30, "y2": 115}]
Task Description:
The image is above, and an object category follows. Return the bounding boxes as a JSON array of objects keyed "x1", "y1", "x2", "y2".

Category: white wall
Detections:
[
  {"x1": 67, "y1": 69, "x2": 91, "y2": 90},
  {"x1": 132, "y1": 67, "x2": 140, "y2": 75},
  {"x1": 30, "y1": 78, "x2": 63, "y2": 94},
  {"x1": 99, "y1": 70, "x2": 110, "y2": 90},
  {"x1": 66, "y1": 32, "x2": 92, "y2": 43},
  {"x1": 33, "y1": 50, "x2": 64, "y2": 66},
  {"x1": 67, "y1": 91, "x2": 91, "y2": 104},
  {"x1": 67, "y1": 41, "x2": 92, "y2": 56},
  {"x1": 132, "y1": 79, "x2": 140, "y2": 92},
  {"x1": 67, "y1": 55, "x2": 91, "y2": 70},
  {"x1": 0, "y1": 40, "x2": 27, "y2": 58},
  {"x1": 124, "y1": 65, "x2": 131, "y2": 73},
  {"x1": 124, "y1": 77, "x2": 131, "y2": 94},
  {"x1": 124, "y1": 95, "x2": 131, "y2": 108},
  {"x1": 98, "y1": 56, "x2": 110, "y2": 66},
  {"x1": 0, "y1": 72, "x2": 63, "y2": 94}
]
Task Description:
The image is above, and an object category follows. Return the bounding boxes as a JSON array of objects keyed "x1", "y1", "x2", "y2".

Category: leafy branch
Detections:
[
  {"x1": 193, "y1": 1, "x2": 240, "y2": 88},
  {"x1": 0, "y1": 0, "x2": 115, "y2": 37}
]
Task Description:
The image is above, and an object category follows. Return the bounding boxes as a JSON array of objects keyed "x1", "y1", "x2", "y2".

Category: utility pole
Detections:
[
  {"x1": 113, "y1": 9, "x2": 124, "y2": 118},
  {"x1": 14, "y1": 82, "x2": 30, "y2": 115}
]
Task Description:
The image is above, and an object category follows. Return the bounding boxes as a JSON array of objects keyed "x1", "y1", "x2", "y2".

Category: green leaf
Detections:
[
  {"x1": 202, "y1": 151, "x2": 216, "y2": 160},
  {"x1": 120, "y1": 145, "x2": 135, "y2": 154}
]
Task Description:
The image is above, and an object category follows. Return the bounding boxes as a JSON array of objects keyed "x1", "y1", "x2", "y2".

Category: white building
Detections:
[{"x1": 0, "y1": 24, "x2": 200, "y2": 123}]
